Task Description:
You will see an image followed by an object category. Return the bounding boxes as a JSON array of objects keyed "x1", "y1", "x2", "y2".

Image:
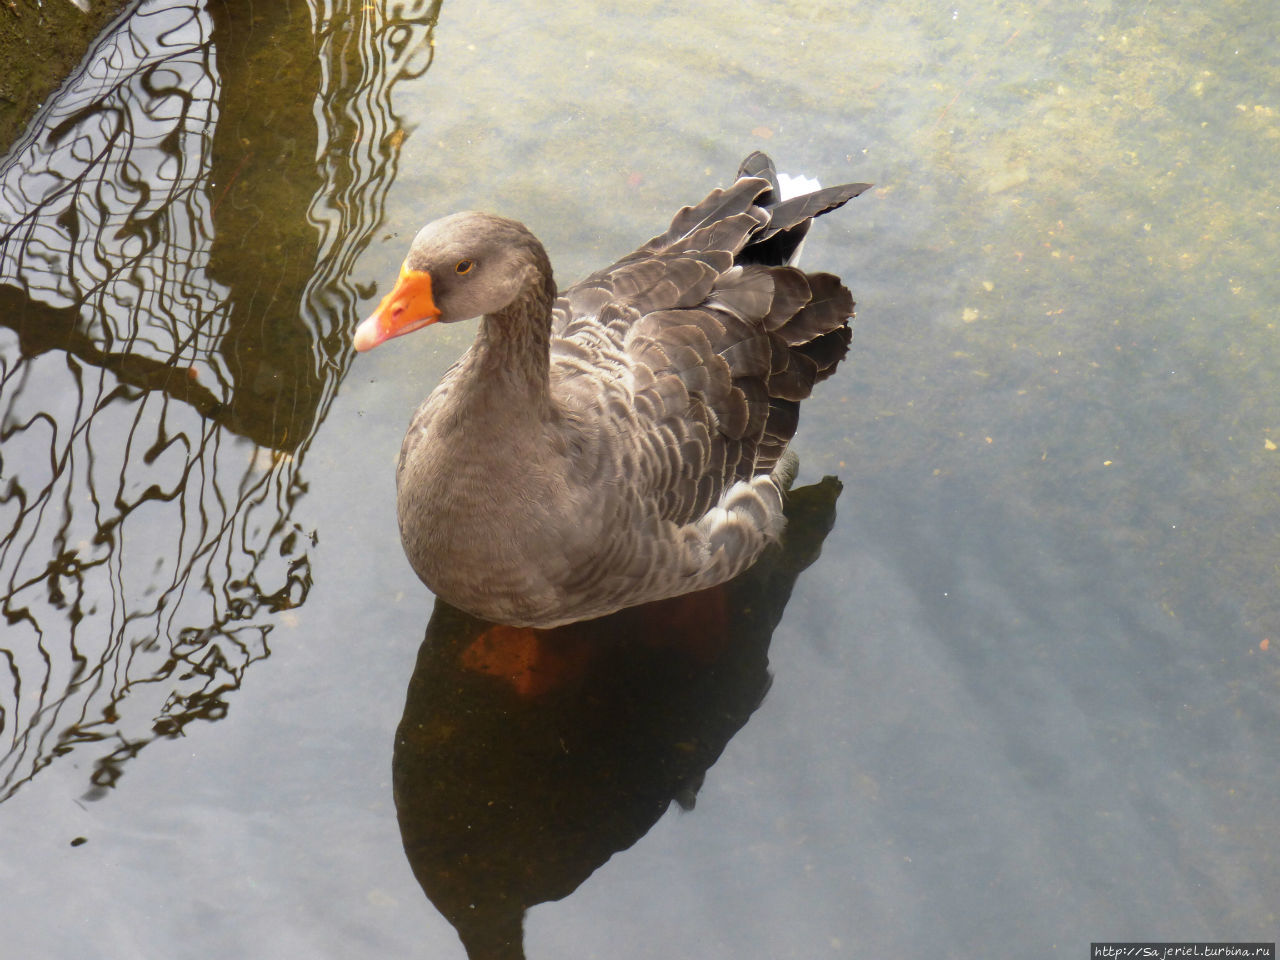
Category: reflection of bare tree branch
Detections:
[
  {"x1": 0, "y1": 0, "x2": 441, "y2": 804},
  {"x1": 0, "y1": 1, "x2": 136, "y2": 154},
  {"x1": 0, "y1": 286, "x2": 226, "y2": 420}
]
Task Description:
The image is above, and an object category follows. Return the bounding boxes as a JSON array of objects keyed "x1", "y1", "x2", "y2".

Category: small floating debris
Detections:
[{"x1": 984, "y1": 164, "x2": 1029, "y2": 194}]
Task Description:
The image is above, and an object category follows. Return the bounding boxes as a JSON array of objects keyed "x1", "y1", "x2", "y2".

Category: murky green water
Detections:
[{"x1": 2, "y1": 0, "x2": 1277, "y2": 957}]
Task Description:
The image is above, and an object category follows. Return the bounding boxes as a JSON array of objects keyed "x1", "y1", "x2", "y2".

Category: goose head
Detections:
[{"x1": 353, "y1": 211, "x2": 549, "y2": 352}]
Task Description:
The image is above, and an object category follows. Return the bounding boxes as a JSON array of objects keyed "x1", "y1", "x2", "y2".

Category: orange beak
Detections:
[{"x1": 353, "y1": 263, "x2": 442, "y2": 352}]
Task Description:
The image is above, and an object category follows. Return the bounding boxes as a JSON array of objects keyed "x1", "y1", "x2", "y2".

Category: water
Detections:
[{"x1": 2, "y1": 0, "x2": 1278, "y2": 957}]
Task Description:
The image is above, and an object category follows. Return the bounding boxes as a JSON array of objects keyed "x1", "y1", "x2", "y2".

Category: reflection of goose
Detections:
[
  {"x1": 356, "y1": 153, "x2": 868, "y2": 627},
  {"x1": 393, "y1": 478, "x2": 843, "y2": 960}
]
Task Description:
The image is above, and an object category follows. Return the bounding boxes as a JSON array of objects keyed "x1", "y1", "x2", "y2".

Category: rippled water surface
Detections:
[{"x1": 2, "y1": 1, "x2": 1278, "y2": 957}]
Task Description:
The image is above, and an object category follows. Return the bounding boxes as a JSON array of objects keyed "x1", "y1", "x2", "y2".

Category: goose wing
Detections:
[{"x1": 549, "y1": 154, "x2": 870, "y2": 525}]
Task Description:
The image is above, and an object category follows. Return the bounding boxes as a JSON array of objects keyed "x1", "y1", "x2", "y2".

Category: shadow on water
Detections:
[
  {"x1": 393, "y1": 477, "x2": 843, "y2": 960},
  {"x1": 0, "y1": 0, "x2": 442, "y2": 803}
]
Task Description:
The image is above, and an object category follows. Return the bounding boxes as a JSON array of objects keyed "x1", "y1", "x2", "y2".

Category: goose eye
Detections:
[{"x1": 455, "y1": 259, "x2": 475, "y2": 275}]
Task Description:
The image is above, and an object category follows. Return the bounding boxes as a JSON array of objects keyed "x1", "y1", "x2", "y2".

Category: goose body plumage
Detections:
[{"x1": 355, "y1": 153, "x2": 869, "y2": 627}]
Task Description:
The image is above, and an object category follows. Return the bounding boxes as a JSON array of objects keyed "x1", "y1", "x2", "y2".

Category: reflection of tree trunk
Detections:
[
  {"x1": 204, "y1": 0, "x2": 325, "y2": 451},
  {"x1": 1, "y1": 0, "x2": 440, "y2": 806}
]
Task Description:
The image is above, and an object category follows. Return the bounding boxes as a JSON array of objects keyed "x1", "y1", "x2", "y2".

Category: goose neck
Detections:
[{"x1": 469, "y1": 265, "x2": 557, "y2": 412}]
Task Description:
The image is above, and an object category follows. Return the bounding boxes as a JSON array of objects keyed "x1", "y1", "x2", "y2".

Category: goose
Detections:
[{"x1": 354, "y1": 152, "x2": 869, "y2": 627}]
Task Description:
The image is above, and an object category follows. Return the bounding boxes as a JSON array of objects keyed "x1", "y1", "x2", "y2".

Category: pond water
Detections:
[{"x1": 1, "y1": 0, "x2": 1278, "y2": 957}]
